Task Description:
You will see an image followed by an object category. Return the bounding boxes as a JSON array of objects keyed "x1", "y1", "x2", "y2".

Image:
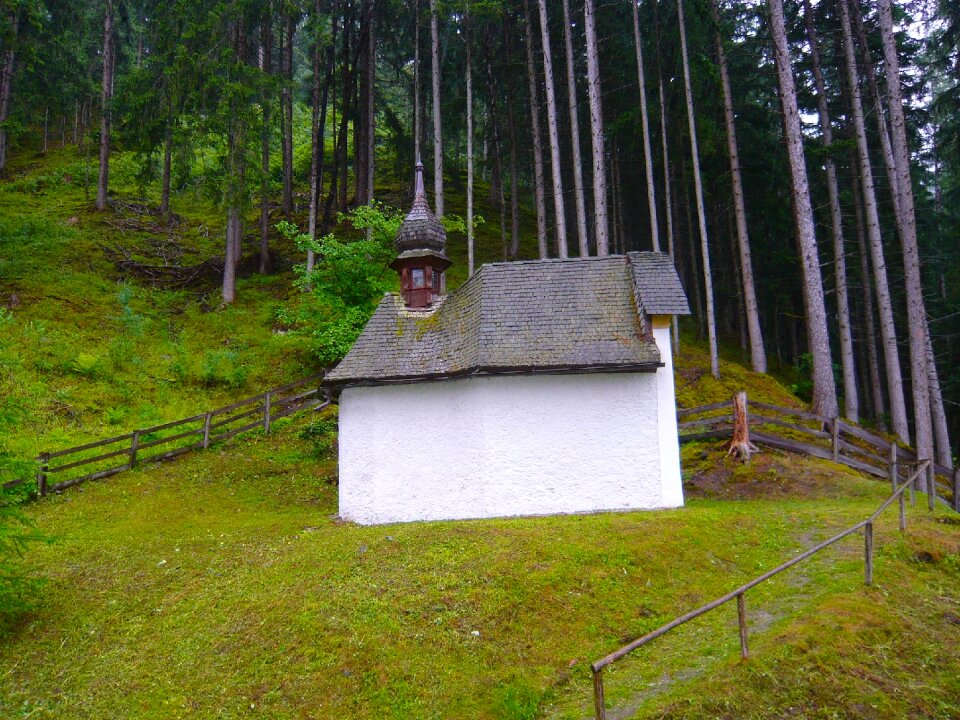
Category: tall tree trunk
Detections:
[
  {"x1": 413, "y1": 0, "x2": 421, "y2": 161},
  {"x1": 536, "y1": 0, "x2": 568, "y2": 258},
  {"x1": 768, "y1": 0, "x2": 838, "y2": 417},
  {"x1": 838, "y1": 0, "x2": 909, "y2": 441},
  {"x1": 561, "y1": 0, "x2": 589, "y2": 256},
  {"x1": 96, "y1": 0, "x2": 115, "y2": 211},
  {"x1": 631, "y1": 0, "x2": 659, "y2": 251},
  {"x1": 583, "y1": 0, "x2": 608, "y2": 255},
  {"x1": 655, "y1": 0, "x2": 678, "y2": 352},
  {"x1": 508, "y1": 87, "x2": 520, "y2": 259},
  {"x1": 160, "y1": 121, "x2": 173, "y2": 219},
  {"x1": 711, "y1": 0, "x2": 766, "y2": 374},
  {"x1": 524, "y1": 1, "x2": 548, "y2": 258},
  {"x1": 465, "y1": 10, "x2": 475, "y2": 276},
  {"x1": 429, "y1": 0, "x2": 444, "y2": 215},
  {"x1": 678, "y1": 0, "x2": 719, "y2": 379},
  {"x1": 363, "y1": 0, "x2": 375, "y2": 207},
  {"x1": 307, "y1": 4, "x2": 325, "y2": 273},
  {"x1": 926, "y1": 330, "x2": 952, "y2": 468},
  {"x1": 260, "y1": 10, "x2": 274, "y2": 274},
  {"x1": 877, "y1": 0, "x2": 938, "y2": 465},
  {"x1": 802, "y1": 0, "x2": 856, "y2": 418},
  {"x1": 281, "y1": 12, "x2": 295, "y2": 217},
  {"x1": 0, "y1": 12, "x2": 17, "y2": 175},
  {"x1": 852, "y1": 164, "x2": 887, "y2": 430},
  {"x1": 223, "y1": 21, "x2": 248, "y2": 305}
]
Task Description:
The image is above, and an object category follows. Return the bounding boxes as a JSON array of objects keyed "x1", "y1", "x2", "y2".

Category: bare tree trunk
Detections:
[
  {"x1": 364, "y1": 0, "x2": 375, "y2": 207},
  {"x1": 654, "y1": 0, "x2": 677, "y2": 352},
  {"x1": 524, "y1": 1, "x2": 548, "y2": 258},
  {"x1": 43, "y1": 107, "x2": 48, "y2": 153},
  {"x1": 853, "y1": 168, "x2": 886, "y2": 430},
  {"x1": 0, "y1": 12, "x2": 18, "y2": 175},
  {"x1": 631, "y1": 0, "x2": 659, "y2": 251},
  {"x1": 259, "y1": 11, "x2": 274, "y2": 274},
  {"x1": 925, "y1": 329, "x2": 952, "y2": 468},
  {"x1": 536, "y1": 0, "x2": 568, "y2": 258},
  {"x1": 508, "y1": 89, "x2": 520, "y2": 259},
  {"x1": 413, "y1": 0, "x2": 421, "y2": 161},
  {"x1": 802, "y1": 0, "x2": 856, "y2": 419},
  {"x1": 711, "y1": 0, "x2": 765, "y2": 374},
  {"x1": 583, "y1": 0, "x2": 608, "y2": 255},
  {"x1": 678, "y1": 0, "x2": 719, "y2": 379},
  {"x1": 465, "y1": 10, "x2": 475, "y2": 276},
  {"x1": 430, "y1": 0, "x2": 444, "y2": 216},
  {"x1": 877, "y1": 0, "x2": 937, "y2": 466},
  {"x1": 768, "y1": 0, "x2": 837, "y2": 417},
  {"x1": 307, "y1": 6, "x2": 333, "y2": 274},
  {"x1": 160, "y1": 121, "x2": 173, "y2": 218},
  {"x1": 96, "y1": 0, "x2": 115, "y2": 211},
  {"x1": 281, "y1": 12, "x2": 295, "y2": 217},
  {"x1": 838, "y1": 0, "x2": 908, "y2": 441},
  {"x1": 729, "y1": 391, "x2": 759, "y2": 461},
  {"x1": 561, "y1": 0, "x2": 589, "y2": 256}
]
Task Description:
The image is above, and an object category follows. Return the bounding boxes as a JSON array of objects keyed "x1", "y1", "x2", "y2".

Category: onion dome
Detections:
[{"x1": 392, "y1": 161, "x2": 449, "y2": 260}]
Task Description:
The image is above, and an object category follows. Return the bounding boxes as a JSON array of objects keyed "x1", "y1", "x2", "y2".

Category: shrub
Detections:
[
  {"x1": 298, "y1": 417, "x2": 338, "y2": 459},
  {"x1": 199, "y1": 349, "x2": 249, "y2": 388},
  {"x1": 0, "y1": 487, "x2": 46, "y2": 634}
]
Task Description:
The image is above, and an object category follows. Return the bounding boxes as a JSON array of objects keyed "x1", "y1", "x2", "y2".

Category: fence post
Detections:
[
  {"x1": 888, "y1": 442, "x2": 898, "y2": 494},
  {"x1": 737, "y1": 592, "x2": 750, "y2": 659},
  {"x1": 927, "y1": 462, "x2": 935, "y2": 512},
  {"x1": 831, "y1": 418, "x2": 840, "y2": 463},
  {"x1": 592, "y1": 668, "x2": 606, "y2": 720},
  {"x1": 264, "y1": 392, "x2": 272, "y2": 435},
  {"x1": 129, "y1": 430, "x2": 140, "y2": 469},
  {"x1": 954, "y1": 469, "x2": 960, "y2": 514},
  {"x1": 202, "y1": 412, "x2": 212, "y2": 449},
  {"x1": 898, "y1": 491, "x2": 906, "y2": 532},
  {"x1": 910, "y1": 464, "x2": 916, "y2": 507},
  {"x1": 36, "y1": 453, "x2": 49, "y2": 497},
  {"x1": 864, "y1": 521, "x2": 874, "y2": 586}
]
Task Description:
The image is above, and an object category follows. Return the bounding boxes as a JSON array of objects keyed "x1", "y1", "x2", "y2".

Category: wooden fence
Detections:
[
  {"x1": 25, "y1": 374, "x2": 330, "y2": 496},
  {"x1": 677, "y1": 395, "x2": 958, "y2": 513},
  {"x1": 589, "y1": 461, "x2": 931, "y2": 720}
]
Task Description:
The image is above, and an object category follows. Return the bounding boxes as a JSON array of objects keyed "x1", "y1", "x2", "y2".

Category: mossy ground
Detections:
[{"x1": 2, "y1": 144, "x2": 959, "y2": 719}]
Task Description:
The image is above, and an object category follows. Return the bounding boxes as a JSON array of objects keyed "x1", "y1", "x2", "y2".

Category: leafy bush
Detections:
[
  {"x1": 298, "y1": 417, "x2": 338, "y2": 459},
  {"x1": 0, "y1": 489, "x2": 46, "y2": 634},
  {"x1": 199, "y1": 349, "x2": 249, "y2": 388}
]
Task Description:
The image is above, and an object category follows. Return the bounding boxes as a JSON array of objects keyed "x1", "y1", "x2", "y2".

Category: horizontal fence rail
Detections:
[
  {"x1": 19, "y1": 374, "x2": 330, "y2": 496},
  {"x1": 677, "y1": 395, "x2": 958, "y2": 513},
  {"x1": 589, "y1": 461, "x2": 931, "y2": 720}
]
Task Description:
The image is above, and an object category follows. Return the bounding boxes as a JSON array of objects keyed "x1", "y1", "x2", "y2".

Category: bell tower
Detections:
[{"x1": 390, "y1": 161, "x2": 451, "y2": 309}]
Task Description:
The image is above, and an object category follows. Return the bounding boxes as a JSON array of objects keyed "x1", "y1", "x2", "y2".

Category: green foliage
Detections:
[
  {"x1": 199, "y1": 349, "x2": 249, "y2": 389},
  {"x1": 0, "y1": 490, "x2": 46, "y2": 634},
  {"x1": 276, "y1": 207, "x2": 397, "y2": 366},
  {"x1": 298, "y1": 417, "x2": 338, "y2": 459}
]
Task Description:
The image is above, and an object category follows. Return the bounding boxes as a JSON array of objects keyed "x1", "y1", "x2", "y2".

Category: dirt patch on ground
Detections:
[{"x1": 682, "y1": 443, "x2": 867, "y2": 501}]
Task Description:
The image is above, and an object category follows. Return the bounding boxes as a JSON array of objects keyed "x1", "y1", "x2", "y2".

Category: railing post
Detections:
[
  {"x1": 831, "y1": 418, "x2": 840, "y2": 463},
  {"x1": 736, "y1": 592, "x2": 750, "y2": 659},
  {"x1": 264, "y1": 392, "x2": 272, "y2": 435},
  {"x1": 36, "y1": 453, "x2": 49, "y2": 497},
  {"x1": 898, "y1": 491, "x2": 906, "y2": 532},
  {"x1": 592, "y1": 667, "x2": 606, "y2": 720},
  {"x1": 864, "y1": 521, "x2": 874, "y2": 586},
  {"x1": 202, "y1": 412, "x2": 212, "y2": 449},
  {"x1": 888, "y1": 442, "x2": 897, "y2": 494},
  {"x1": 129, "y1": 430, "x2": 140, "y2": 469},
  {"x1": 954, "y1": 469, "x2": 960, "y2": 514}
]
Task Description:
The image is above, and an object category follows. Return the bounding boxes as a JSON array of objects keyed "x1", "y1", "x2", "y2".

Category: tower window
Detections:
[{"x1": 411, "y1": 268, "x2": 425, "y2": 288}]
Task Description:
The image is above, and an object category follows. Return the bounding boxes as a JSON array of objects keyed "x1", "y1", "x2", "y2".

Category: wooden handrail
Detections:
[{"x1": 590, "y1": 461, "x2": 931, "y2": 719}]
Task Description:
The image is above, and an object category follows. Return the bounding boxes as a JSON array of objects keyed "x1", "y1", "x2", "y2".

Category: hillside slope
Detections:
[{"x1": 2, "y1": 147, "x2": 959, "y2": 719}]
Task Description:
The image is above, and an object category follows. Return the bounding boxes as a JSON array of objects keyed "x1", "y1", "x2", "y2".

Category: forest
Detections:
[{"x1": 0, "y1": 0, "x2": 957, "y2": 468}]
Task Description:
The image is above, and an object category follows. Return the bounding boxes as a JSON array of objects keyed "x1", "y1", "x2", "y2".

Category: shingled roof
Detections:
[{"x1": 324, "y1": 252, "x2": 689, "y2": 388}]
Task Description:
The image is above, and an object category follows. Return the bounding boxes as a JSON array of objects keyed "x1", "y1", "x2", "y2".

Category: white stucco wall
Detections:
[{"x1": 337, "y1": 367, "x2": 685, "y2": 525}]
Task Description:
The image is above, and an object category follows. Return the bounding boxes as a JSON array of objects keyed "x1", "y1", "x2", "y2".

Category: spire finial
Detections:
[{"x1": 414, "y1": 157, "x2": 425, "y2": 199}]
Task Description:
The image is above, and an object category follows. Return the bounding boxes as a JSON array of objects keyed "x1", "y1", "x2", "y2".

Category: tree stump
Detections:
[{"x1": 728, "y1": 391, "x2": 759, "y2": 462}]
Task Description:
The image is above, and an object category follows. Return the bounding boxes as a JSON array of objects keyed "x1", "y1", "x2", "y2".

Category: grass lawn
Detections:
[{"x1": 2, "y1": 419, "x2": 958, "y2": 719}]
